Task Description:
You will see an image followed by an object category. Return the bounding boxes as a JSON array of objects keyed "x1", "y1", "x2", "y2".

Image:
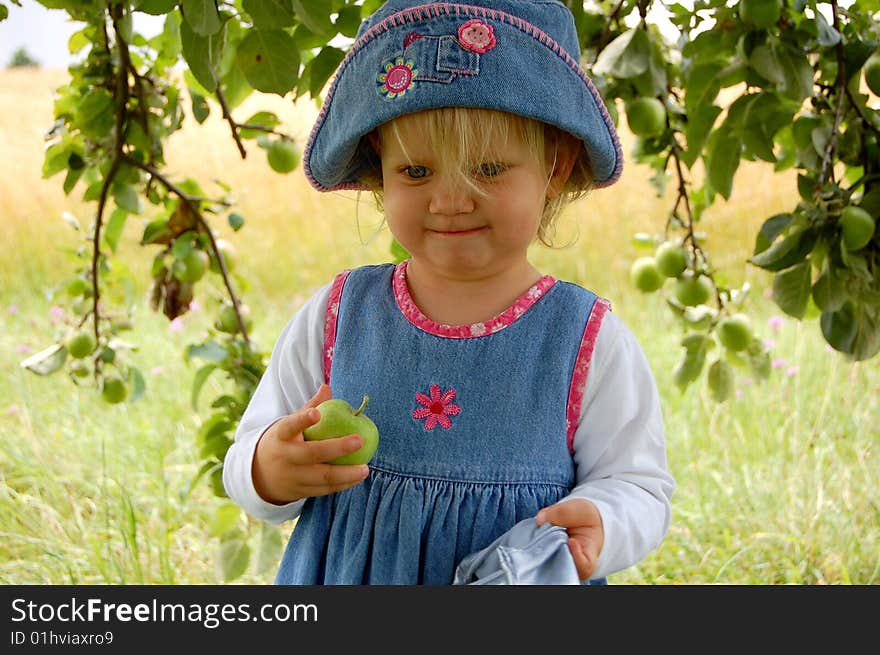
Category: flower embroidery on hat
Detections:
[
  {"x1": 457, "y1": 19, "x2": 496, "y2": 54},
  {"x1": 412, "y1": 384, "x2": 461, "y2": 430},
  {"x1": 378, "y1": 57, "x2": 418, "y2": 98}
]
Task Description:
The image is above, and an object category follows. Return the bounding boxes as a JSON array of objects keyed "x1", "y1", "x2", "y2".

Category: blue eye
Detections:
[
  {"x1": 403, "y1": 165, "x2": 430, "y2": 179},
  {"x1": 472, "y1": 162, "x2": 507, "y2": 178}
]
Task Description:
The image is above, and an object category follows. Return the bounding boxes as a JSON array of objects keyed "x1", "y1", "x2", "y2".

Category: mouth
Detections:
[{"x1": 428, "y1": 226, "x2": 488, "y2": 236}]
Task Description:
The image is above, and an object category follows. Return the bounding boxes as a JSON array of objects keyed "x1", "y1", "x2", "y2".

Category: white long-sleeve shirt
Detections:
[{"x1": 223, "y1": 279, "x2": 675, "y2": 580}]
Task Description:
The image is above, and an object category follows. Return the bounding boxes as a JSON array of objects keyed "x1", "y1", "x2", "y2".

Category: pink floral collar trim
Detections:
[{"x1": 392, "y1": 260, "x2": 556, "y2": 339}]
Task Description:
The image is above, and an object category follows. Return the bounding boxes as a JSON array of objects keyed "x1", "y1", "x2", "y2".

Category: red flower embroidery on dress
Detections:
[
  {"x1": 412, "y1": 384, "x2": 461, "y2": 430},
  {"x1": 458, "y1": 19, "x2": 496, "y2": 54}
]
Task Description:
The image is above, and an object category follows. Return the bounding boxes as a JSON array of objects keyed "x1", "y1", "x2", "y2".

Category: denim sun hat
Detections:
[{"x1": 303, "y1": 0, "x2": 623, "y2": 191}]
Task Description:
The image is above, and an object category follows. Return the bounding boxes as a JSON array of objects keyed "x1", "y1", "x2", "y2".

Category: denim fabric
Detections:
[
  {"x1": 275, "y1": 264, "x2": 600, "y2": 585},
  {"x1": 304, "y1": 0, "x2": 623, "y2": 190}
]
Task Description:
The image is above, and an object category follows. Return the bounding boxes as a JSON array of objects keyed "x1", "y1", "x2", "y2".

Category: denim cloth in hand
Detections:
[{"x1": 453, "y1": 518, "x2": 581, "y2": 585}]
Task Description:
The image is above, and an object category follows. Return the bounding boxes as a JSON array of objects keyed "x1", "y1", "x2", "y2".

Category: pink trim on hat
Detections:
[
  {"x1": 565, "y1": 297, "x2": 611, "y2": 454},
  {"x1": 323, "y1": 270, "x2": 351, "y2": 384},
  {"x1": 303, "y1": 2, "x2": 624, "y2": 191},
  {"x1": 392, "y1": 260, "x2": 556, "y2": 339}
]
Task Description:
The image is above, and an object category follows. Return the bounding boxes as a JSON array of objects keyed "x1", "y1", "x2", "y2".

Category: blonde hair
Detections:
[{"x1": 361, "y1": 108, "x2": 593, "y2": 247}]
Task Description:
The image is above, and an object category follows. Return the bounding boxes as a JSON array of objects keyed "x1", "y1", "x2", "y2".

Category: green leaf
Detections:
[
  {"x1": 209, "y1": 503, "x2": 243, "y2": 538},
  {"x1": 334, "y1": 4, "x2": 362, "y2": 38},
  {"x1": 812, "y1": 266, "x2": 847, "y2": 312},
  {"x1": 75, "y1": 88, "x2": 115, "y2": 139},
  {"x1": 814, "y1": 11, "x2": 840, "y2": 48},
  {"x1": 684, "y1": 62, "x2": 723, "y2": 113},
  {"x1": 745, "y1": 338, "x2": 772, "y2": 382},
  {"x1": 21, "y1": 344, "x2": 67, "y2": 376},
  {"x1": 180, "y1": 15, "x2": 225, "y2": 92},
  {"x1": 749, "y1": 227, "x2": 815, "y2": 271},
  {"x1": 820, "y1": 302, "x2": 858, "y2": 355},
  {"x1": 237, "y1": 29, "x2": 301, "y2": 96},
  {"x1": 186, "y1": 340, "x2": 229, "y2": 362},
  {"x1": 256, "y1": 522, "x2": 283, "y2": 574},
  {"x1": 307, "y1": 46, "x2": 345, "y2": 97},
  {"x1": 113, "y1": 183, "x2": 142, "y2": 214},
  {"x1": 141, "y1": 219, "x2": 170, "y2": 245},
  {"x1": 705, "y1": 129, "x2": 741, "y2": 200},
  {"x1": 218, "y1": 534, "x2": 250, "y2": 582},
  {"x1": 181, "y1": 0, "x2": 221, "y2": 36},
  {"x1": 190, "y1": 90, "x2": 210, "y2": 123},
  {"x1": 753, "y1": 213, "x2": 794, "y2": 255},
  {"x1": 129, "y1": 367, "x2": 146, "y2": 402},
  {"x1": 244, "y1": 0, "x2": 295, "y2": 28},
  {"x1": 681, "y1": 104, "x2": 721, "y2": 168},
  {"x1": 228, "y1": 212, "x2": 245, "y2": 231},
  {"x1": 136, "y1": 0, "x2": 178, "y2": 15},
  {"x1": 291, "y1": 0, "x2": 333, "y2": 36},
  {"x1": 104, "y1": 208, "x2": 128, "y2": 253},
  {"x1": 707, "y1": 359, "x2": 734, "y2": 403},
  {"x1": 593, "y1": 28, "x2": 650, "y2": 79},
  {"x1": 191, "y1": 363, "x2": 218, "y2": 410},
  {"x1": 772, "y1": 261, "x2": 812, "y2": 319}
]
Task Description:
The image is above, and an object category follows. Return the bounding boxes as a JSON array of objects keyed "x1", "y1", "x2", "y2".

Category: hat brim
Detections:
[{"x1": 304, "y1": 4, "x2": 623, "y2": 191}]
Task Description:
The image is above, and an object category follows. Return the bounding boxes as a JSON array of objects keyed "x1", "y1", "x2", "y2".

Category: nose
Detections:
[{"x1": 428, "y1": 178, "x2": 475, "y2": 216}]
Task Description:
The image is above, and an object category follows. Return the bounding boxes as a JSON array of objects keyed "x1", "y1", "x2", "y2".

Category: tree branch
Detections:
[{"x1": 121, "y1": 154, "x2": 252, "y2": 346}]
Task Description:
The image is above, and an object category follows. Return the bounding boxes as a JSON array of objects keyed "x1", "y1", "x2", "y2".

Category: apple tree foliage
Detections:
[{"x1": 4, "y1": 0, "x2": 879, "y2": 579}]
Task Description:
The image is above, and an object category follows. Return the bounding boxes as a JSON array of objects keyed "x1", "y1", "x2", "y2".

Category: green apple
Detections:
[
  {"x1": 674, "y1": 274, "x2": 713, "y2": 306},
  {"x1": 215, "y1": 303, "x2": 252, "y2": 334},
  {"x1": 839, "y1": 205, "x2": 875, "y2": 251},
  {"x1": 267, "y1": 139, "x2": 301, "y2": 174},
  {"x1": 655, "y1": 241, "x2": 688, "y2": 278},
  {"x1": 303, "y1": 395, "x2": 380, "y2": 466},
  {"x1": 172, "y1": 249, "x2": 209, "y2": 283},
  {"x1": 739, "y1": 0, "x2": 782, "y2": 29},
  {"x1": 101, "y1": 375, "x2": 127, "y2": 404},
  {"x1": 630, "y1": 257, "x2": 665, "y2": 293},
  {"x1": 65, "y1": 330, "x2": 97, "y2": 359},
  {"x1": 625, "y1": 97, "x2": 667, "y2": 138},
  {"x1": 717, "y1": 313, "x2": 753, "y2": 352}
]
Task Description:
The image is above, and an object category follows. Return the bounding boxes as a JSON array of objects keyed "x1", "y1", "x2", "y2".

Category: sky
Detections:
[{"x1": 0, "y1": 0, "x2": 164, "y2": 70}]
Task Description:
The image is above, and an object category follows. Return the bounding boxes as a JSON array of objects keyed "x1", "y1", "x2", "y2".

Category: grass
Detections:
[{"x1": 1, "y1": 69, "x2": 878, "y2": 585}]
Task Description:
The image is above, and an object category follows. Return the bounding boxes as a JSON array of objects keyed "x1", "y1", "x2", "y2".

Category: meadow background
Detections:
[{"x1": 1, "y1": 67, "x2": 877, "y2": 585}]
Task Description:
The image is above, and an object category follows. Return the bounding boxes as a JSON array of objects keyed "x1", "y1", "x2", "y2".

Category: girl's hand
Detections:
[
  {"x1": 252, "y1": 384, "x2": 371, "y2": 505},
  {"x1": 536, "y1": 499, "x2": 605, "y2": 581}
]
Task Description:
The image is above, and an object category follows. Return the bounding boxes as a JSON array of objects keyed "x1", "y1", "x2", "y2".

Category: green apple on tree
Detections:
[
  {"x1": 303, "y1": 395, "x2": 380, "y2": 465},
  {"x1": 839, "y1": 205, "x2": 876, "y2": 251},
  {"x1": 65, "y1": 330, "x2": 97, "y2": 359},
  {"x1": 172, "y1": 249, "x2": 209, "y2": 283},
  {"x1": 739, "y1": 0, "x2": 782, "y2": 29},
  {"x1": 101, "y1": 374, "x2": 128, "y2": 404},
  {"x1": 215, "y1": 303, "x2": 252, "y2": 334},
  {"x1": 674, "y1": 273, "x2": 713, "y2": 307},
  {"x1": 267, "y1": 138, "x2": 301, "y2": 174},
  {"x1": 630, "y1": 257, "x2": 665, "y2": 293},
  {"x1": 655, "y1": 241, "x2": 688, "y2": 278},
  {"x1": 717, "y1": 313, "x2": 753, "y2": 352},
  {"x1": 625, "y1": 97, "x2": 667, "y2": 138}
]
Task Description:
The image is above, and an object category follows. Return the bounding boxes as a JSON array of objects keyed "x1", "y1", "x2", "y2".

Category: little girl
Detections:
[{"x1": 223, "y1": 0, "x2": 675, "y2": 585}]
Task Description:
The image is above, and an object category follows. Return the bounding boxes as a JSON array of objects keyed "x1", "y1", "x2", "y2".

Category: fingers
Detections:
[
  {"x1": 294, "y1": 462, "x2": 370, "y2": 494},
  {"x1": 290, "y1": 434, "x2": 365, "y2": 465},
  {"x1": 536, "y1": 498, "x2": 598, "y2": 529},
  {"x1": 274, "y1": 406, "x2": 321, "y2": 441},
  {"x1": 568, "y1": 537, "x2": 597, "y2": 581},
  {"x1": 306, "y1": 383, "x2": 333, "y2": 408}
]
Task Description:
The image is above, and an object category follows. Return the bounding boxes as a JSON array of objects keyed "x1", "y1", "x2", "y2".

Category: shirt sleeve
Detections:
[
  {"x1": 565, "y1": 309, "x2": 675, "y2": 580},
  {"x1": 222, "y1": 282, "x2": 332, "y2": 524}
]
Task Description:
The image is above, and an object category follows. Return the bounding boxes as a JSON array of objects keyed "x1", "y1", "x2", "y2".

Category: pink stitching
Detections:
[
  {"x1": 323, "y1": 270, "x2": 351, "y2": 384},
  {"x1": 392, "y1": 260, "x2": 556, "y2": 339},
  {"x1": 565, "y1": 298, "x2": 612, "y2": 453},
  {"x1": 412, "y1": 383, "x2": 461, "y2": 430},
  {"x1": 304, "y1": 3, "x2": 625, "y2": 191}
]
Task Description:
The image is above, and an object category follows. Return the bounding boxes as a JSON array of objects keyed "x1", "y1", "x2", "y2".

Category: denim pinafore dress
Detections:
[{"x1": 275, "y1": 262, "x2": 607, "y2": 585}]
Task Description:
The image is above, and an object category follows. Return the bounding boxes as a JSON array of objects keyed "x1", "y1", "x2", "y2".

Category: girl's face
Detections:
[{"x1": 378, "y1": 115, "x2": 565, "y2": 281}]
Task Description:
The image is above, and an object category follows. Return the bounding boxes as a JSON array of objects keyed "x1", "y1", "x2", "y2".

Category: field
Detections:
[{"x1": 1, "y1": 68, "x2": 877, "y2": 585}]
